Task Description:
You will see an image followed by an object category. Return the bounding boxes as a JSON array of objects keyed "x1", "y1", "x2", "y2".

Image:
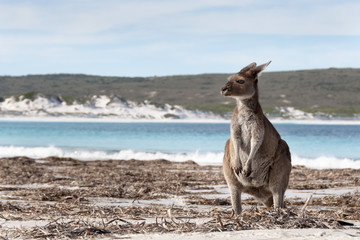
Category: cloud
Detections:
[
  {"x1": 0, "y1": 0, "x2": 359, "y2": 76},
  {"x1": 157, "y1": 1, "x2": 360, "y2": 36},
  {"x1": 2, "y1": 0, "x2": 360, "y2": 36}
]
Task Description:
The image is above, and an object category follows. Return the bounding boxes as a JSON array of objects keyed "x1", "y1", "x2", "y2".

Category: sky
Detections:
[{"x1": 1, "y1": 0, "x2": 360, "y2": 77}]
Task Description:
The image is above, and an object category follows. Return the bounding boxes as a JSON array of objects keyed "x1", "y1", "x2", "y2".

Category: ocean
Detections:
[{"x1": 0, "y1": 120, "x2": 359, "y2": 169}]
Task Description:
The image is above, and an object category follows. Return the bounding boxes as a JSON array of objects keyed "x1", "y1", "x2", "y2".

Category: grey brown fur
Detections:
[{"x1": 221, "y1": 61, "x2": 292, "y2": 215}]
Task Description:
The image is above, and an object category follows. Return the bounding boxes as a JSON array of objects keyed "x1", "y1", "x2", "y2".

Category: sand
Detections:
[
  {"x1": 0, "y1": 156, "x2": 359, "y2": 239},
  {"x1": 122, "y1": 228, "x2": 360, "y2": 240}
]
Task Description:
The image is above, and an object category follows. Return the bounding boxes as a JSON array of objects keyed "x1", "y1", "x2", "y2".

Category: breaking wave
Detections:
[
  {"x1": 0, "y1": 146, "x2": 223, "y2": 165},
  {"x1": 291, "y1": 155, "x2": 360, "y2": 169},
  {"x1": 0, "y1": 145, "x2": 359, "y2": 169}
]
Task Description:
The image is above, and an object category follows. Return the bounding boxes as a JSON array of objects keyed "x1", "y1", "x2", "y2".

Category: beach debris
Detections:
[
  {"x1": 0, "y1": 157, "x2": 359, "y2": 239},
  {"x1": 300, "y1": 194, "x2": 313, "y2": 215}
]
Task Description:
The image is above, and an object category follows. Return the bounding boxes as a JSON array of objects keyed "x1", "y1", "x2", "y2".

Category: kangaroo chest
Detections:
[
  {"x1": 232, "y1": 123, "x2": 251, "y2": 148},
  {"x1": 231, "y1": 113, "x2": 258, "y2": 153}
]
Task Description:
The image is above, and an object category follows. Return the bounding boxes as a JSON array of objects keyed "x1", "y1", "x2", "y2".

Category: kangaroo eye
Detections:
[{"x1": 236, "y1": 80, "x2": 245, "y2": 84}]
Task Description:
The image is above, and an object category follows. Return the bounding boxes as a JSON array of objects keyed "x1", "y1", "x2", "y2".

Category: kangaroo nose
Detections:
[{"x1": 221, "y1": 84, "x2": 231, "y2": 95}]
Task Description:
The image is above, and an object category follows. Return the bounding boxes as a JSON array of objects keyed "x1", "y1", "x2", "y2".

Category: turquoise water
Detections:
[
  {"x1": 0, "y1": 121, "x2": 359, "y2": 168},
  {"x1": 0, "y1": 122, "x2": 227, "y2": 153}
]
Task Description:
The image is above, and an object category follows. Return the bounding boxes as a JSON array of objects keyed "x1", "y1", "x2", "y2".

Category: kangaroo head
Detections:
[{"x1": 221, "y1": 61, "x2": 271, "y2": 99}]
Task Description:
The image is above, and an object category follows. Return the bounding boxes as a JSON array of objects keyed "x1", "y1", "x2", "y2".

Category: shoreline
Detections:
[
  {"x1": 0, "y1": 148, "x2": 359, "y2": 169},
  {"x1": 1, "y1": 116, "x2": 360, "y2": 125},
  {"x1": 0, "y1": 151, "x2": 359, "y2": 169}
]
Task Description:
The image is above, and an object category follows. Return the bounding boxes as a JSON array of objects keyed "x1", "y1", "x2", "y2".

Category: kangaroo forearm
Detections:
[
  {"x1": 230, "y1": 137, "x2": 242, "y2": 169},
  {"x1": 248, "y1": 129, "x2": 264, "y2": 161}
]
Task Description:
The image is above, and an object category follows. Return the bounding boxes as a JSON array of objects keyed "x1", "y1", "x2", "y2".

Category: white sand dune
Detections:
[
  {"x1": 0, "y1": 95, "x2": 225, "y2": 121},
  {"x1": 2, "y1": 94, "x2": 359, "y2": 122}
]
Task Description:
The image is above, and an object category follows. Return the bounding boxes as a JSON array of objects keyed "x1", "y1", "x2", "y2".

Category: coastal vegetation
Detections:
[{"x1": 0, "y1": 68, "x2": 359, "y2": 117}]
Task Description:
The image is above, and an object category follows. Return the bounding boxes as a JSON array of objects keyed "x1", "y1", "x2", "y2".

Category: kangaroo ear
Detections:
[
  {"x1": 239, "y1": 62, "x2": 257, "y2": 73},
  {"x1": 248, "y1": 61, "x2": 271, "y2": 77}
]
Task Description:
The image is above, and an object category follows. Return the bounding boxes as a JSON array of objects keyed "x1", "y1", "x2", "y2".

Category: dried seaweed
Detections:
[{"x1": 0, "y1": 157, "x2": 359, "y2": 239}]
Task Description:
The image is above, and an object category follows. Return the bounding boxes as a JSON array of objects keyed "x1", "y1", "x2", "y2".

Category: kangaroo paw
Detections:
[
  {"x1": 242, "y1": 167, "x2": 251, "y2": 177},
  {"x1": 234, "y1": 166, "x2": 242, "y2": 176}
]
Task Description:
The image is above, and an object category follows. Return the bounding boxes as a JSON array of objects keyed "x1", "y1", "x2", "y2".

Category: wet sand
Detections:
[{"x1": 0, "y1": 157, "x2": 359, "y2": 239}]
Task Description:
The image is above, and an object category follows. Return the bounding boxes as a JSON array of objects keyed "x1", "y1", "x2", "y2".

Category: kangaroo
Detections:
[{"x1": 221, "y1": 61, "x2": 291, "y2": 215}]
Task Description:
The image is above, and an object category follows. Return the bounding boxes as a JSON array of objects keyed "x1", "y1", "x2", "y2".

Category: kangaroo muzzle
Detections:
[{"x1": 221, "y1": 83, "x2": 232, "y2": 96}]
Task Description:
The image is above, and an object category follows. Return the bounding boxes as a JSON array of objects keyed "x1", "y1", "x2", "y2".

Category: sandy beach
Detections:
[{"x1": 0, "y1": 157, "x2": 359, "y2": 239}]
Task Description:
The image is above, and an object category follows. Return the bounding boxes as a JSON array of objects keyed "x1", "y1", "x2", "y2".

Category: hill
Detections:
[{"x1": 0, "y1": 68, "x2": 359, "y2": 117}]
